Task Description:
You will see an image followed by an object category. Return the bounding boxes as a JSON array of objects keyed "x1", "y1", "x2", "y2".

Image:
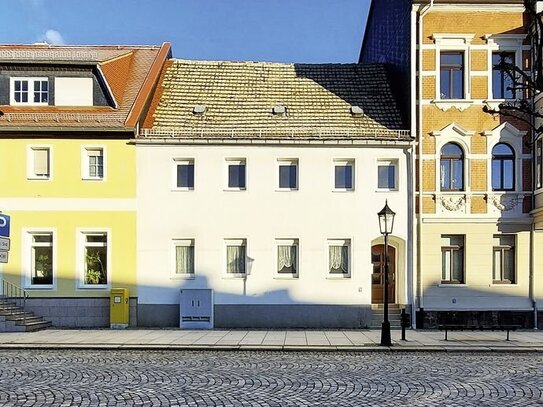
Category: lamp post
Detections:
[{"x1": 378, "y1": 200, "x2": 395, "y2": 346}]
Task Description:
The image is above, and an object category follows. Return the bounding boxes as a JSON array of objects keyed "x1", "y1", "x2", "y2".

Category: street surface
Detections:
[{"x1": 0, "y1": 350, "x2": 541, "y2": 406}]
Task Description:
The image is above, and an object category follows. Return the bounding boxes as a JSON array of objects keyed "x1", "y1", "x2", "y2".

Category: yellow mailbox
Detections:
[{"x1": 110, "y1": 288, "x2": 129, "y2": 329}]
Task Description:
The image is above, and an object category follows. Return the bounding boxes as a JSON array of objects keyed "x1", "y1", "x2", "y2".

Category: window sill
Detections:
[
  {"x1": 275, "y1": 188, "x2": 298, "y2": 192},
  {"x1": 332, "y1": 189, "x2": 355, "y2": 193},
  {"x1": 78, "y1": 284, "x2": 110, "y2": 289},
  {"x1": 274, "y1": 275, "x2": 299, "y2": 280},
  {"x1": 375, "y1": 188, "x2": 398, "y2": 193},
  {"x1": 171, "y1": 188, "x2": 194, "y2": 192},
  {"x1": 170, "y1": 274, "x2": 195, "y2": 280},
  {"x1": 24, "y1": 285, "x2": 54, "y2": 290},
  {"x1": 491, "y1": 280, "x2": 517, "y2": 286},
  {"x1": 326, "y1": 274, "x2": 351, "y2": 279},
  {"x1": 223, "y1": 188, "x2": 246, "y2": 192},
  {"x1": 27, "y1": 176, "x2": 50, "y2": 181},
  {"x1": 438, "y1": 282, "x2": 467, "y2": 287},
  {"x1": 82, "y1": 177, "x2": 105, "y2": 181},
  {"x1": 432, "y1": 100, "x2": 474, "y2": 112},
  {"x1": 222, "y1": 274, "x2": 247, "y2": 279}
]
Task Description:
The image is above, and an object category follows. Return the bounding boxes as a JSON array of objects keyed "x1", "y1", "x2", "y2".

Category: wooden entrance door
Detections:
[{"x1": 371, "y1": 244, "x2": 396, "y2": 304}]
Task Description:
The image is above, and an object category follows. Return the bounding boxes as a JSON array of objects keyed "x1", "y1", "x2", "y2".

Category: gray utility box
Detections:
[{"x1": 179, "y1": 289, "x2": 213, "y2": 329}]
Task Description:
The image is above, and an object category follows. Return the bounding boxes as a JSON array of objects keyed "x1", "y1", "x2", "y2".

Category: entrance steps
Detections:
[
  {"x1": 369, "y1": 304, "x2": 403, "y2": 329},
  {"x1": 0, "y1": 298, "x2": 51, "y2": 332}
]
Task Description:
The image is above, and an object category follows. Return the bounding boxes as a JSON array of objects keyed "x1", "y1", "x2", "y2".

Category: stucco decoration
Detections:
[
  {"x1": 489, "y1": 194, "x2": 521, "y2": 212},
  {"x1": 439, "y1": 194, "x2": 466, "y2": 212}
]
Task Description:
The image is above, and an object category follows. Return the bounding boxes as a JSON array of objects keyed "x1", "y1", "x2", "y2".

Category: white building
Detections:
[{"x1": 135, "y1": 60, "x2": 413, "y2": 328}]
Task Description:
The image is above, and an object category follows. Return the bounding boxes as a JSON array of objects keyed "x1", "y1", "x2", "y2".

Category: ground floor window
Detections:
[
  {"x1": 226, "y1": 239, "x2": 246, "y2": 276},
  {"x1": 441, "y1": 235, "x2": 464, "y2": 284},
  {"x1": 82, "y1": 232, "x2": 108, "y2": 286},
  {"x1": 328, "y1": 239, "x2": 350, "y2": 277},
  {"x1": 493, "y1": 235, "x2": 516, "y2": 284},
  {"x1": 276, "y1": 239, "x2": 298, "y2": 277},
  {"x1": 174, "y1": 239, "x2": 195, "y2": 276},
  {"x1": 30, "y1": 232, "x2": 53, "y2": 285}
]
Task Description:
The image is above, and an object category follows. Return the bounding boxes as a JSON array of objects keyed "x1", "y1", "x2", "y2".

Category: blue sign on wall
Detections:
[{"x1": 0, "y1": 214, "x2": 10, "y2": 237}]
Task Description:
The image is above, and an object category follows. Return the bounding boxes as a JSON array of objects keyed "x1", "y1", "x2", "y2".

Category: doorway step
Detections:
[{"x1": 369, "y1": 304, "x2": 402, "y2": 329}]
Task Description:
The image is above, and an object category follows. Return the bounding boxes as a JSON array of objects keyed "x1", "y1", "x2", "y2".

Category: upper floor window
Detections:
[
  {"x1": 440, "y1": 52, "x2": 464, "y2": 99},
  {"x1": 226, "y1": 159, "x2": 246, "y2": 190},
  {"x1": 440, "y1": 143, "x2": 464, "y2": 191},
  {"x1": 492, "y1": 52, "x2": 515, "y2": 99},
  {"x1": 83, "y1": 148, "x2": 104, "y2": 180},
  {"x1": 377, "y1": 160, "x2": 397, "y2": 190},
  {"x1": 334, "y1": 159, "x2": 354, "y2": 191},
  {"x1": 28, "y1": 146, "x2": 51, "y2": 179},
  {"x1": 277, "y1": 159, "x2": 298, "y2": 190},
  {"x1": 11, "y1": 78, "x2": 49, "y2": 105},
  {"x1": 492, "y1": 143, "x2": 515, "y2": 191},
  {"x1": 175, "y1": 159, "x2": 194, "y2": 190}
]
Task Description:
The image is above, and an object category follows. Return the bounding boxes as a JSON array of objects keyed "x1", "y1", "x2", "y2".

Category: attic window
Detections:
[
  {"x1": 272, "y1": 104, "x2": 287, "y2": 115},
  {"x1": 193, "y1": 105, "x2": 207, "y2": 115},
  {"x1": 350, "y1": 105, "x2": 364, "y2": 117}
]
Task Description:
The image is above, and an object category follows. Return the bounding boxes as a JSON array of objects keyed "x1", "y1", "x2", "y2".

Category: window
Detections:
[
  {"x1": 538, "y1": 139, "x2": 543, "y2": 189},
  {"x1": 440, "y1": 52, "x2": 464, "y2": 99},
  {"x1": 226, "y1": 239, "x2": 246, "y2": 275},
  {"x1": 328, "y1": 239, "x2": 350, "y2": 277},
  {"x1": 377, "y1": 160, "x2": 397, "y2": 190},
  {"x1": 226, "y1": 159, "x2": 246, "y2": 190},
  {"x1": 30, "y1": 233, "x2": 53, "y2": 286},
  {"x1": 11, "y1": 78, "x2": 48, "y2": 105},
  {"x1": 493, "y1": 235, "x2": 515, "y2": 284},
  {"x1": 174, "y1": 239, "x2": 195, "y2": 276},
  {"x1": 276, "y1": 239, "x2": 298, "y2": 277},
  {"x1": 277, "y1": 159, "x2": 298, "y2": 190},
  {"x1": 29, "y1": 147, "x2": 50, "y2": 179},
  {"x1": 82, "y1": 233, "x2": 108, "y2": 286},
  {"x1": 441, "y1": 235, "x2": 464, "y2": 284},
  {"x1": 175, "y1": 159, "x2": 194, "y2": 189},
  {"x1": 334, "y1": 160, "x2": 354, "y2": 190},
  {"x1": 84, "y1": 148, "x2": 104, "y2": 180},
  {"x1": 440, "y1": 143, "x2": 464, "y2": 191},
  {"x1": 492, "y1": 143, "x2": 515, "y2": 191},
  {"x1": 492, "y1": 52, "x2": 515, "y2": 99}
]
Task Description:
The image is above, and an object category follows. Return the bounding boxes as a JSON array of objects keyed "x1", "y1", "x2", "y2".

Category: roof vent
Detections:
[
  {"x1": 272, "y1": 104, "x2": 287, "y2": 115},
  {"x1": 350, "y1": 105, "x2": 364, "y2": 117},
  {"x1": 193, "y1": 105, "x2": 207, "y2": 115}
]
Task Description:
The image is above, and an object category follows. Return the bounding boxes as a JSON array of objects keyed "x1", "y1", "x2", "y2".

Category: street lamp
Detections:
[{"x1": 377, "y1": 200, "x2": 395, "y2": 346}]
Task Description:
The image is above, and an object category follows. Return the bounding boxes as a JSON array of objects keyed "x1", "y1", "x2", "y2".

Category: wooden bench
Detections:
[{"x1": 438, "y1": 324, "x2": 521, "y2": 341}]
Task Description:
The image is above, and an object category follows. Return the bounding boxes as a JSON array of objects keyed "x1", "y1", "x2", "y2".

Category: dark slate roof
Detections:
[{"x1": 141, "y1": 60, "x2": 409, "y2": 140}]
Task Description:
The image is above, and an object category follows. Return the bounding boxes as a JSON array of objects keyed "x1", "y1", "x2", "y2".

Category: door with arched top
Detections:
[{"x1": 371, "y1": 244, "x2": 396, "y2": 304}]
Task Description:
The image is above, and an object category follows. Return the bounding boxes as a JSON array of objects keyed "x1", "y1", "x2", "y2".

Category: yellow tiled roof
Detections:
[{"x1": 143, "y1": 60, "x2": 407, "y2": 140}]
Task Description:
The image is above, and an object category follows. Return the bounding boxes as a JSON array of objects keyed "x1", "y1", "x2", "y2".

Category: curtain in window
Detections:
[
  {"x1": 329, "y1": 245, "x2": 348, "y2": 273},
  {"x1": 277, "y1": 245, "x2": 296, "y2": 273},
  {"x1": 176, "y1": 246, "x2": 194, "y2": 274},
  {"x1": 227, "y1": 245, "x2": 245, "y2": 273},
  {"x1": 33, "y1": 149, "x2": 49, "y2": 176}
]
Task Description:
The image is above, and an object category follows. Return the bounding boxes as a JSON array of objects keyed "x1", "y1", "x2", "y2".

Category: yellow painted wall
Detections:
[
  {"x1": 2, "y1": 211, "x2": 137, "y2": 297},
  {"x1": 0, "y1": 138, "x2": 135, "y2": 198}
]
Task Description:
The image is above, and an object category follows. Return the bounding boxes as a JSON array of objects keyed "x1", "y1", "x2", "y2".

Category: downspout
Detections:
[{"x1": 416, "y1": 0, "x2": 434, "y2": 325}]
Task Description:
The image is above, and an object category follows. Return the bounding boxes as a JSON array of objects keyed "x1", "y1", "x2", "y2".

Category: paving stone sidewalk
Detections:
[{"x1": 0, "y1": 328, "x2": 542, "y2": 351}]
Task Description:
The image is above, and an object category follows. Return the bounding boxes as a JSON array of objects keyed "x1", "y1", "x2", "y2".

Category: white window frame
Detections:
[
  {"x1": 376, "y1": 159, "x2": 399, "y2": 191},
  {"x1": 10, "y1": 77, "x2": 49, "y2": 106},
  {"x1": 326, "y1": 239, "x2": 351, "y2": 279},
  {"x1": 274, "y1": 238, "x2": 299, "y2": 279},
  {"x1": 224, "y1": 238, "x2": 247, "y2": 278},
  {"x1": 172, "y1": 158, "x2": 195, "y2": 191},
  {"x1": 492, "y1": 234, "x2": 517, "y2": 285},
  {"x1": 27, "y1": 145, "x2": 52, "y2": 180},
  {"x1": 81, "y1": 146, "x2": 106, "y2": 181},
  {"x1": 439, "y1": 234, "x2": 466, "y2": 286},
  {"x1": 224, "y1": 158, "x2": 247, "y2": 191},
  {"x1": 276, "y1": 158, "x2": 299, "y2": 191},
  {"x1": 171, "y1": 239, "x2": 195, "y2": 279},
  {"x1": 22, "y1": 229, "x2": 56, "y2": 289},
  {"x1": 332, "y1": 159, "x2": 355, "y2": 192},
  {"x1": 77, "y1": 229, "x2": 111, "y2": 289}
]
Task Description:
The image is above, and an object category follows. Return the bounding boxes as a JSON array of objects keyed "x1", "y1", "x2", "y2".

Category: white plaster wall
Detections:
[{"x1": 136, "y1": 143, "x2": 411, "y2": 306}]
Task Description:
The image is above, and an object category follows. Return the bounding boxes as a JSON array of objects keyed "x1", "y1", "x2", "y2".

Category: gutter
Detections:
[{"x1": 0, "y1": 126, "x2": 133, "y2": 134}]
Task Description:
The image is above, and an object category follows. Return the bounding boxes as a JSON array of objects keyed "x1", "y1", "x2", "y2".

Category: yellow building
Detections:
[
  {"x1": 0, "y1": 43, "x2": 170, "y2": 327},
  {"x1": 362, "y1": 0, "x2": 538, "y2": 328}
]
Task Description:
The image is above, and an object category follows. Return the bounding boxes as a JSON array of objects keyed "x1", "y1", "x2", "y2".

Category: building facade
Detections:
[
  {"x1": 0, "y1": 43, "x2": 170, "y2": 327},
  {"x1": 136, "y1": 60, "x2": 413, "y2": 328},
  {"x1": 362, "y1": 0, "x2": 541, "y2": 328}
]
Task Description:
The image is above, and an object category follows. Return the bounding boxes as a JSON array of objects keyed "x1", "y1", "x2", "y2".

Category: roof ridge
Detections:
[{"x1": 170, "y1": 59, "x2": 385, "y2": 67}]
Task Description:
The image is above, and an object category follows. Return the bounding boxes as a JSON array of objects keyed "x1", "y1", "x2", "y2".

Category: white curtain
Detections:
[
  {"x1": 277, "y1": 245, "x2": 296, "y2": 273},
  {"x1": 227, "y1": 245, "x2": 245, "y2": 273},
  {"x1": 329, "y1": 245, "x2": 348, "y2": 274},
  {"x1": 176, "y1": 246, "x2": 194, "y2": 274}
]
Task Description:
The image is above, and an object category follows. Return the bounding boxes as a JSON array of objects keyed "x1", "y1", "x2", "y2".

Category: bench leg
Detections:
[
  {"x1": 506, "y1": 330, "x2": 510, "y2": 341},
  {"x1": 445, "y1": 330, "x2": 448, "y2": 341}
]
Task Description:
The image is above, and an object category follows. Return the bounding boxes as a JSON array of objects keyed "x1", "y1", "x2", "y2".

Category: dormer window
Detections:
[{"x1": 10, "y1": 78, "x2": 49, "y2": 105}]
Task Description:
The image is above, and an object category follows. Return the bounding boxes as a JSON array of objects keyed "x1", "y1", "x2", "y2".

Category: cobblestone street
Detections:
[{"x1": 0, "y1": 350, "x2": 541, "y2": 406}]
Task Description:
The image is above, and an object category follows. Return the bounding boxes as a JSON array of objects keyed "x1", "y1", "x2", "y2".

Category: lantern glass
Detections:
[{"x1": 378, "y1": 201, "x2": 395, "y2": 235}]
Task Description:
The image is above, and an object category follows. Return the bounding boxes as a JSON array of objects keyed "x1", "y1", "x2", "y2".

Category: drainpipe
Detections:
[{"x1": 415, "y1": 0, "x2": 434, "y2": 327}]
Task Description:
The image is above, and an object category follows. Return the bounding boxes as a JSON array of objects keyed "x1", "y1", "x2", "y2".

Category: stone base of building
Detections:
[
  {"x1": 137, "y1": 304, "x2": 373, "y2": 329},
  {"x1": 415, "y1": 309, "x2": 535, "y2": 329},
  {"x1": 24, "y1": 297, "x2": 138, "y2": 328}
]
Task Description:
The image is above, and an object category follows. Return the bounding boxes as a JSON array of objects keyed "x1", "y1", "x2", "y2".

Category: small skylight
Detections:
[
  {"x1": 272, "y1": 104, "x2": 287, "y2": 115},
  {"x1": 193, "y1": 105, "x2": 207, "y2": 115},
  {"x1": 350, "y1": 105, "x2": 364, "y2": 117}
]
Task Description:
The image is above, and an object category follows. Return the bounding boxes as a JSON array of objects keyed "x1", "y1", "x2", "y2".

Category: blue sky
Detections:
[{"x1": 1, "y1": 0, "x2": 370, "y2": 63}]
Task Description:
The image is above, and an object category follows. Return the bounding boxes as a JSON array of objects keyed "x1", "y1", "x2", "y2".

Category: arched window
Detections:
[
  {"x1": 440, "y1": 143, "x2": 464, "y2": 191},
  {"x1": 492, "y1": 143, "x2": 515, "y2": 191}
]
